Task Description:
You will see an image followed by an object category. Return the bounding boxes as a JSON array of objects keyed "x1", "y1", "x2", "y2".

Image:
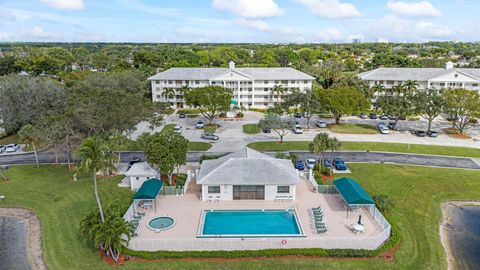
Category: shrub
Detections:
[
  {"x1": 177, "y1": 108, "x2": 201, "y2": 114},
  {"x1": 236, "y1": 112, "x2": 244, "y2": 118},
  {"x1": 249, "y1": 108, "x2": 267, "y2": 113},
  {"x1": 199, "y1": 154, "x2": 220, "y2": 163}
]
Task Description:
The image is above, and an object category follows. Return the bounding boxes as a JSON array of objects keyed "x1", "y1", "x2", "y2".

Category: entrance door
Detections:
[{"x1": 233, "y1": 185, "x2": 265, "y2": 200}]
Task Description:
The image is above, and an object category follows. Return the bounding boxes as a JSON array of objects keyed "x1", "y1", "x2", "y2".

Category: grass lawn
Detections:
[
  {"x1": 247, "y1": 141, "x2": 480, "y2": 158},
  {"x1": 328, "y1": 124, "x2": 378, "y2": 134},
  {"x1": 188, "y1": 142, "x2": 212, "y2": 151},
  {"x1": 0, "y1": 134, "x2": 19, "y2": 145},
  {"x1": 160, "y1": 124, "x2": 176, "y2": 134},
  {"x1": 204, "y1": 124, "x2": 217, "y2": 133},
  {"x1": 2, "y1": 164, "x2": 480, "y2": 269},
  {"x1": 242, "y1": 124, "x2": 260, "y2": 134}
]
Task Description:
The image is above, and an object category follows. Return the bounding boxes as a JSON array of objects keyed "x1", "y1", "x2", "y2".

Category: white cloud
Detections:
[
  {"x1": 20, "y1": 26, "x2": 57, "y2": 40},
  {"x1": 315, "y1": 28, "x2": 343, "y2": 42},
  {"x1": 39, "y1": 0, "x2": 85, "y2": 11},
  {"x1": 212, "y1": 0, "x2": 283, "y2": 18},
  {"x1": 294, "y1": 0, "x2": 361, "y2": 19},
  {"x1": 387, "y1": 1, "x2": 441, "y2": 17},
  {"x1": 235, "y1": 18, "x2": 270, "y2": 31},
  {"x1": 415, "y1": 21, "x2": 453, "y2": 38}
]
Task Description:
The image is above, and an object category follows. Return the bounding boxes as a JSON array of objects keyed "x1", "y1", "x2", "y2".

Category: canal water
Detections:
[
  {"x1": 0, "y1": 216, "x2": 30, "y2": 270},
  {"x1": 447, "y1": 205, "x2": 480, "y2": 270}
]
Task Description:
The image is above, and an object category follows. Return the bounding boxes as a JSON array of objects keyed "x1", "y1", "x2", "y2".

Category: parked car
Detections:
[
  {"x1": 333, "y1": 158, "x2": 348, "y2": 171},
  {"x1": 0, "y1": 145, "x2": 5, "y2": 153},
  {"x1": 322, "y1": 159, "x2": 331, "y2": 168},
  {"x1": 5, "y1": 144, "x2": 19, "y2": 153},
  {"x1": 415, "y1": 130, "x2": 427, "y2": 137},
  {"x1": 305, "y1": 158, "x2": 316, "y2": 169},
  {"x1": 127, "y1": 157, "x2": 141, "y2": 170},
  {"x1": 179, "y1": 113, "x2": 186, "y2": 118},
  {"x1": 195, "y1": 120, "x2": 204, "y2": 129},
  {"x1": 173, "y1": 125, "x2": 183, "y2": 133},
  {"x1": 369, "y1": 113, "x2": 378, "y2": 119},
  {"x1": 294, "y1": 160, "x2": 305, "y2": 170},
  {"x1": 427, "y1": 131, "x2": 438, "y2": 137},
  {"x1": 294, "y1": 112, "x2": 302, "y2": 118},
  {"x1": 398, "y1": 115, "x2": 406, "y2": 120},
  {"x1": 377, "y1": 122, "x2": 386, "y2": 127},
  {"x1": 379, "y1": 115, "x2": 388, "y2": 120},
  {"x1": 294, "y1": 120, "x2": 300, "y2": 125},
  {"x1": 315, "y1": 120, "x2": 327, "y2": 128},
  {"x1": 359, "y1": 113, "x2": 368, "y2": 119},
  {"x1": 388, "y1": 115, "x2": 396, "y2": 120},
  {"x1": 293, "y1": 124, "x2": 303, "y2": 134},
  {"x1": 262, "y1": 128, "x2": 271, "y2": 133},
  {"x1": 378, "y1": 125, "x2": 390, "y2": 134},
  {"x1": 201, "y1": 133, "x2": 219, "y2": 141},
  {"x1": 387, "y1": 122, "x2": 396, "y2": 130}
]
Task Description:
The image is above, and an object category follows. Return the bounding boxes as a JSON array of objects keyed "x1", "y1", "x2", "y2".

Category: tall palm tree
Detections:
[
  {"x1": 161, "y1": 88, "x2": 176, "y2": 101},
  {"x1": 18, "y1": 124, "x2": 40, "y2": 169},
  {"x1": 328, "y1": 137, "x2": 341, "y2": 176},
  {"x1": 309, "y1": 133, "x2": 330, "y2": 173},
  {"x1": 272, "y1": 85, "x2": 285, "y2": 105},
  {"x1": 392, "y1": 83, "x2": 406, "y2": 96},
  {"x1": 405, "y1": 80, "x2": 419, "y2": 94},
  {"x1": 372, "y1": 83, "x2": 386, "y2": 97},
  {"x1": 75, "y1": 137, "x2": 117, "y2": 223}
]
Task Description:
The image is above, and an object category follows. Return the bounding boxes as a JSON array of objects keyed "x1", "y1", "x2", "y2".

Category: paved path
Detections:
[{"x1": 1, "y1": 148, "x2": 479, "y2": 170}]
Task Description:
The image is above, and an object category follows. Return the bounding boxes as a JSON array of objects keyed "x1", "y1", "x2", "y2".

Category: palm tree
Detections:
[
  {"x1": 405, "y1": 80, "x2": 419, "y2": 94},
  {"x1": 309, "y1": 133, "x2": 330, "y2": 173},
  {"x1": 372, "y1": 83, "x2": 386, "y2": 97},
  {"x1": 161, "y1": 88, "x2": 176, "y2": 101},
  {"x1": 18, "y1": 124, "x2": 40, "y2": 169},
  {"x1": 328, "y1": 137, "x2": 341, "y2": 176},
  {"x1": 392, "y1": 83, "x2": 405, "y2": 96},
  {"x1": 272, "y1": 85, "x2": 284, "y2": 105},
  {"x1": 75, "y1": 137, "x2": 117, "y2": 223}
]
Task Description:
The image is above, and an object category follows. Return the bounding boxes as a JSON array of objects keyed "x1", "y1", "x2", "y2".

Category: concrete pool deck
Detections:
[{"x1": 127, "y1": 178, "x2": 389, "y2": 251}]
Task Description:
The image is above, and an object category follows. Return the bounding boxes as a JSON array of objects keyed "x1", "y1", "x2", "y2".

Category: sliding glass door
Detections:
[{"x1": 233, "y1": 185, "x2": 265, "y2": 200}]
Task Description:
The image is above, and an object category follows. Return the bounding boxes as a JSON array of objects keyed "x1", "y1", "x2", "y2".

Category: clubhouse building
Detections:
[{"x1": 148, "y1": 61, "x2": 314, "y2": 108}]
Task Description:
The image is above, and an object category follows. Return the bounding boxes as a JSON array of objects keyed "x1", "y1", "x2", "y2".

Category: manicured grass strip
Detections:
[
  {"x1": 242, "y1": 124, "x2": 260, "y2": 134},
  {"x1": 188, "y1": 142, "x2": 212, "y2": 151},
  {"x1": 328, "y1": 124, "x2": 378, "y2": 134},
  {"x1": 247, "y1": 141, "x2": 480, "y2": 158},
  {"x1": 160, "y1": 124, "x2": 176, "y2": 134},
  {"x1": 0, "y1": 134, "x2": 19, "y2": 145},
  {"x1": 177, "y1": 109, "x2": 202, "y2": 114},
  {"x1": 204, "y1": 125, "x2": 217, "y2": 133}
]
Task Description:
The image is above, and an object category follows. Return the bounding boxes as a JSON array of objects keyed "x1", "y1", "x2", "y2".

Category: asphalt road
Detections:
[{"x1": 1, "y1": 148, "x2": 479, "y2": 170}]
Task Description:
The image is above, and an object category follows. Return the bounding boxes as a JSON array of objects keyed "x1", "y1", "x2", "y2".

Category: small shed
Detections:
[
  {"x1": 133, "y1": 178, "x2": 164, "y2": 213},
  {"x1": 125, "y1": 162, "x2": 159, "y2": 191}
]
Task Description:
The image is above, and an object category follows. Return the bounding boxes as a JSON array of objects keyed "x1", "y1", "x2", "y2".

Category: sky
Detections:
[{"x1": 0, "y1": 0, "x2": 479, "y2": 43}]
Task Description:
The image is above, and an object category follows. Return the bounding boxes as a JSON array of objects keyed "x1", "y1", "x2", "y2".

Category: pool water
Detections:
[
  {"x1": 147, "y1": 217, "x2": 175, "y2": 231},
  {"x1": 200, "y1": 210, "x2": 302, "y2": 237}
]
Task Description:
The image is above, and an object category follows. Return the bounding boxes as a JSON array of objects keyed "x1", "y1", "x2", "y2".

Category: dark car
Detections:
[
  {"x1": 127, "y1": 157, "x2": 141, "y2": 170},
  {"x1": 387, "y1": 122, "x2": 396, "y2": 130},
  {"x1": 262, "y1": 128, "x2": 271, "y2": 133},
  {"x1": 398, "y1": 115, "x2": 406, "y2": 120},
  {"x1": 379, "y1": 115, "x2": 388, "y2": 120},
  {"x1": 369, "y1": 113, "x2": 378, "y2": 119},
  {"x1": 201, "y1": 133, "x2": 219, "y2": 141},
  {"x1": 427, "y1": 131, "x2": 438, "y2": 137},
  {"x1": 359, "y1": 113, "x2": 368, "y2": 119},
  {"x1": 322, "y1": 159, "x2": 332, "y2": 168},
  {"x1": 333, "y1": 158, "x2": 348, "y2": 171},
  {"x1": 388, "y1": 115, "x2": 396, "y2": 120},
  {"x1": 294, "y1": 161, "x2": 306, "y2": 170},
  {"x1": 294, "y1": 112, "x2": 302, "y2": 118},
  {"x1": 179, "y1": 113, "x2": 186, "y2": 118},
  {"x1": 415, "y1": 130, "x2": 427, "y2": 137}
]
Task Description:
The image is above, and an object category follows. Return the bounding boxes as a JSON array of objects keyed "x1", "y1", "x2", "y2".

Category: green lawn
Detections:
[
  {"x1": 2, "y1": 164, "x2": 479, "y2": 269},
  {"x1": 160, "y1": 124, "x2": 176, "y2": 134},
  {"x1": 247, "y1": 141, "x2": 480, "y2": 158},
  {"x1": 0, "y1": 134, "x2": 19, "y2": 145},
  {"x1": 242, "y1": 124, "x2": 260, "y2": 134},
  {"x1": 188, "y1": 142, "x2": 212, "y2": 151},
  {"x1": 328, "y1": 124, "x2": 378, "y2": 134},
  {"x1": 204, "y1": 125, "x2": 217, "y2": 133}
]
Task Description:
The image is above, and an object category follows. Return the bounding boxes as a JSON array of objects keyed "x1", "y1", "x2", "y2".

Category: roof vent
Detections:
[
  {"x1": 445, "y1": 61, "x2": 454, "y2": 70},
  {"x1": 229, "y1": 61, "x2": 235, "y2": 70}
]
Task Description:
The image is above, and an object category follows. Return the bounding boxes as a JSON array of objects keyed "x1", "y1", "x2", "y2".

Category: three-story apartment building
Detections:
[{"x1": 148, "y1": 61, "x2": 314, "y2": 108}]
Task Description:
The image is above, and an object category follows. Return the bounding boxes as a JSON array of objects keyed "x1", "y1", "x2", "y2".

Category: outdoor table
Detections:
[{"x1": 353, "y1": 224, "x2": 364, "y2": 233}]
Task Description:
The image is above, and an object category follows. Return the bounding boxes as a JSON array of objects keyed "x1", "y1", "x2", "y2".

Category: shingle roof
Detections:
[
  {"x1": 358, "y1": 68, "x2": 480, "y2": 82},
  {"x1": 197, "y1": 148, "x2": 300, "y2": 185},
  {"x1": 148, "y1": 67, "x2": 314, "y2": 81},
  {"x1": 125, "y1": 162, "x2": 158, "y2": 177}
]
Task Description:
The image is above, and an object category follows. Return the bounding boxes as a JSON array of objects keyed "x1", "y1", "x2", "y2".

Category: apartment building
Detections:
[
  {"x1": 148, "y1": 61, "x2": 314, "y2": 108},
  {"x1": 359, "y1": 61, "x2": 480, "y2": 92}
]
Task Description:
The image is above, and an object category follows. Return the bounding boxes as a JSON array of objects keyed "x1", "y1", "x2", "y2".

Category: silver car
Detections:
[
  {"x1": 201, "y1": 133, "x2": 219, "y2": 141},
  {"x1": 0, "y1": 145, "x2": 5, "y2": 153},
  {"x1": 316, "y1": 120, "x2": 327, "y2": 128}
]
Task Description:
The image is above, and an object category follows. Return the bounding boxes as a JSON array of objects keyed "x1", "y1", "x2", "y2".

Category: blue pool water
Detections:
[{"x1": 201, "y1": 210, "x2": 302, "y2": 237}]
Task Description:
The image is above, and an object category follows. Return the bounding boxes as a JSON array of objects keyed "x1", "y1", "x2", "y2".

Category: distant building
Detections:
[
  {"x1": 148, "y1": 61, "x2": 314, "y2": 108},
  {"x1": 352, "y1": 38, "x2": 362, "y2": 44},
  {"x1": 358, "y1": 61, "x2": 480, "y2": 92}
]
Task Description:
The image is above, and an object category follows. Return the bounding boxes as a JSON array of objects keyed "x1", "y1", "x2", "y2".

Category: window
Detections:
[
  {"x1": 195, "y1": 80, "x2": 200, "y2": 84},
  {"x1": 156, "y1": 95, "x2": 161, "y2": 98},
  {"x1": 275, "y1": 80, "x2": 279, "y2": 84},
  {"x1": 168, "y1": 80, "x2": 173, "y2": 84},
  {"x1": 473, "y1": 84, "x2": 478, "y2": 87},
  {"x1": 155, "y1": 80, "x2": 160, "y2": 84},
  {"x1": 136, "y1": 177, "x2": 139, "y2": 180},
  {"x1": 208, "y1": 186, "x2": 220, "y2": 194},
  {"x1": 290, "y1": 80, "x2": 295, "y2": 84},
  {"x1": 264, "y1": 80, "x2": 268, "y2": 84},
  {"x1": 277, "y1": 186, "x2": 290, "y2": 193},
  {"x1": 304, "y1": 80, "x2": 308, "y2": 84}
]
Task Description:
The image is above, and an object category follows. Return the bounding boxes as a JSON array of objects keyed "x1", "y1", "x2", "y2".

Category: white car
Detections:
[
  {"x1": 293, "y1": 125, "x2": 303, "y2": 134},
  {"x1": 315, "y1": 120, "x2": 327, "y2": 128},
  {"x1": 305, "y1": 158, "x2": 316, "y2": 169},
  {"x1": 173, "y1": 125, "x2": 183, "y2": 133},
  {"x1": 195, "y1": 120, "x2": 205, "y2": 129},
  {"x1": 5, "y1": 143, "x2": 19, "y2": 153},
  {"x1": 378, "y1": 126, "x2": 390, "y2": 134},
  {"x1": 0, "y1": 145, "x2": 5, "y2": 153}
]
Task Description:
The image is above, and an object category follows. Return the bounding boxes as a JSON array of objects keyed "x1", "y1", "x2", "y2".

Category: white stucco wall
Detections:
[
  {"x1": 130, "y1": 175, "x2": 157, "y2": 191},
  {"x1": 201, "y1": 184, "x2": 296, "y2": 201}
]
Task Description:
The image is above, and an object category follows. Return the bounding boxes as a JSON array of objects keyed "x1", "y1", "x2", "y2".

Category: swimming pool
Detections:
[{"x1": 198, "y1": 210, "x2": 304, "y2": 238}]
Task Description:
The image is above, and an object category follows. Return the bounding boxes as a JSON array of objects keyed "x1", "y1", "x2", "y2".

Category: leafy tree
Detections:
[
  {"x1": 412, "y1": 89, "x2": 446, "y2": 132},
  {"x1": 75, "y1": 137, "x2": 117, "y2": 223},
  {"x1": 296, "y1": 89, "x2": 320, "y2": 128},
  {"x1": 375, "y1": 95, "x2": 413, "y2": 129},
  {"x1": 184, "y1": 86, "x2": 231, "y2": 124},
  {"x1": 309, "y1": 133, "x2": 330, "y2": 172},
  {"x1": 18, "y1": 124, "x2": 40, "y2": 168},
  {"x1": 258, "y1": 113, "x2": 294, "y2": 143},
  {"x1": 316, "y1": 86, "x2": 370, "y2": 124},
  {"x1": 80, "y1": 202, "x2": 133, "y2": 263},
  {"x1": 443, "y1": 89, "x2": 480, "y2": 134}
]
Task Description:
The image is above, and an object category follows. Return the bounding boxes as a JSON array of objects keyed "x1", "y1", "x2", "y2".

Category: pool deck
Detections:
[{"x1": 133, "y1": 178, "x2": 384, "y2": 242}]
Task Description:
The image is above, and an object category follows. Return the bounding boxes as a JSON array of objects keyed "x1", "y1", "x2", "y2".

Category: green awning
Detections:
[
  {"x1": 133, "y1": 179, "x2": 163, "y2": 200},
  {"x1": 230, "y1": 100, "x2": 238, "y2": 105},
  {"x1": 333, "y1": 177, "x2": 375, "y2": 205}
]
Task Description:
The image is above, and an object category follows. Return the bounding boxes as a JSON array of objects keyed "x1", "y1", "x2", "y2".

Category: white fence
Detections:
[
  {"x1": 183, "y1": 170, "x2": 193, "y2": 195},
  {"x1": 306, "y1": 169, "x2": 319, "y2": 193},
  {"x1": 123, "y1": 202, "x2": 135, "y2": 222}
]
